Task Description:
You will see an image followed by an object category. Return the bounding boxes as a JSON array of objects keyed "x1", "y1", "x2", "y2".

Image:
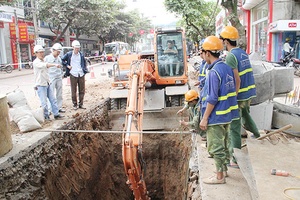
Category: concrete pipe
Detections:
[{"x1": 0, "y1": 94, "x2": 13, "y2": 156}]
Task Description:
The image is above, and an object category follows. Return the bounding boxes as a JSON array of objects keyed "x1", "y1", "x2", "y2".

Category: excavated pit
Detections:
[{"x1": 0, "y1": 99, "x2": 191, "y2": 200}]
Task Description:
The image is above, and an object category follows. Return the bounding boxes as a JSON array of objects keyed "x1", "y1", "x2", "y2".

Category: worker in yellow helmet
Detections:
[
  {"x1": 199, "y1": 35, "x2": 239, "y2": 184},
  {"x1": 177, "y1": 90, "x2": 206, "y2": 140},
  {"x1": 220, "y1": 26, "x2": 260, "y2": 168}
]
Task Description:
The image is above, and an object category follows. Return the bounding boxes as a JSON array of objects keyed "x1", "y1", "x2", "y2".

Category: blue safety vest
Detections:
[
  {"x1": 230, "y1": 48, "x2": 256, "y2": 101},
  {"x1": 201, "y1": 60, "x2": 239, "y2": 126}
]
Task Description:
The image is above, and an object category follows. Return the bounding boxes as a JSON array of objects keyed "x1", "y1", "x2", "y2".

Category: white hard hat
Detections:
[
  {"x1": 34, "y1": 45, "x2": 45, "y2": 53},
  {"x1": 72, "y1": 40, "x2": 81, "y2": 48},
  {"x1": 52, "y1": 43, "x2": 62, "y2": 51}
]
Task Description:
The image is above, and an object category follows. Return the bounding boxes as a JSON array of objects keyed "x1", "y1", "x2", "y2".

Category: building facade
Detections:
[{"x1": 216, "y1": 0, "x2": 300, "y2": 62}]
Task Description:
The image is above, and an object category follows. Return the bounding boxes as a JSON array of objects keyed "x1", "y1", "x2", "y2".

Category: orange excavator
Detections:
[{"x1": 110, "y1": 27, "x2": 189, "y2": 199}]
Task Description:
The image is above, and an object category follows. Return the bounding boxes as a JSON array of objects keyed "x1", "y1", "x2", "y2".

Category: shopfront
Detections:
[
  {"x1": 250, "y1": 2, "x2": 268, "y2": 60},
  {"x1": 0, "y1": 12, "x2": 13, "y2": 64},
  {"x1": 9, "y1": 19, "x2": 35, "y2": 68},
  {"x1": 269, "y1": 20, "x2": 300, "y2": 61}
]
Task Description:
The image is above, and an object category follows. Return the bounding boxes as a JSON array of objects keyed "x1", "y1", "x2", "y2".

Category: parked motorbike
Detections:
[
  {"x1": 0, "y1": 63, "x2": 13, "y2": 73},
  {"x1": 281, "y1": 52, "x2": 300, "y2": 77}
]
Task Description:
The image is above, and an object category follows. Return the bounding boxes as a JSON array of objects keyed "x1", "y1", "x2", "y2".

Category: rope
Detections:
[
  {"x1": 40, "y1": 129, "x2": 191, "y2": 134},
  {"x1": 283, "y1": 187, "x2": 300, "y2": 200}
]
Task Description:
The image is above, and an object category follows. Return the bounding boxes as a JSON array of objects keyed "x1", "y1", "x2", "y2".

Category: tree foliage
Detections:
[
  {"x1": 164, "y1": 0, "x2": 220, "y2": 41},
  {"x1": 34, "y1": 0, "x2": 151, "y2": 46}
]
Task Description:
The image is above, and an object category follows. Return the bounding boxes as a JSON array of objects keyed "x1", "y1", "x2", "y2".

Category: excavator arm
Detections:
[{"x1": 122, "y1": 59, "x2": 155, "y2": 200}]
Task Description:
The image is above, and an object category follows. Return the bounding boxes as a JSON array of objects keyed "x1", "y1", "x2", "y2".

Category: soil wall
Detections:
[{"x1": 0, "y1": 99, "x2": 191, "y2": 200}]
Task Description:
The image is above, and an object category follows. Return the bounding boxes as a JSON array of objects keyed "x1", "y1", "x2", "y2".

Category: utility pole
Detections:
[
  {"x1": 14, "y1": 9, "x2": 22, "y2": 71},
  {"x1": 31, "y1": 0, "x2": 39, "y2": 40}
]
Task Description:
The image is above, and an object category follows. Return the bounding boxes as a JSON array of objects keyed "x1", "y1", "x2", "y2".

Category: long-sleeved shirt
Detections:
[
  {"x1": 33, "y1": 58, "x2": 49, "y2": 86},
  {"x1": 44, "y1": 54, "x2": 63, "y2": 83}
]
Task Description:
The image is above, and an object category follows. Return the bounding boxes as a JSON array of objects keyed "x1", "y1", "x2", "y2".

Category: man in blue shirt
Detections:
[{"x1": 200, "y1": 36, "x2": 239, "y2": 184}]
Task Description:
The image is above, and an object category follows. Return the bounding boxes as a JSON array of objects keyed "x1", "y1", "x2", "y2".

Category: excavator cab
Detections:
[
  {"x1": 109, "y1": 27, "x2": 189, "y2": 130},
  {"x1": 156, "y1": 30, "x2": 185, "y2": 77}
]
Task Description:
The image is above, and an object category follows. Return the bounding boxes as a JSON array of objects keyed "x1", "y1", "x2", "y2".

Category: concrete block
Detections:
[
  {"x1": 251, "y1": 61, "x2": 275, "y2": 105},
  {"x1": 250, "y1": 100, "x2": 274, "y2": 130},
  {"x1": 273, "y1": 67, "x2": 294, "y2": 94},
  {"x1": 272, "y1": 110, "x2": 300, "y2": 132}
]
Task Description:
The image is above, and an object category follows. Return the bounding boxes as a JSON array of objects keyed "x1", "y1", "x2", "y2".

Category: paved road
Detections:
[{"x1": 0, "y1": 61, "x2": 115, "y2": 109}]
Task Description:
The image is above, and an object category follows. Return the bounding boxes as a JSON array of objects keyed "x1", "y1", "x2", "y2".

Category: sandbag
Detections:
[
  {"x1": 31, "y1": 107, "x2": 45, "y2": 124},
  {"x1": 6, "y1": 89, "x2": 30, "y2": 108},
  {"x1": 9, "y1": 107, "x2": 41, "y2": 133}
]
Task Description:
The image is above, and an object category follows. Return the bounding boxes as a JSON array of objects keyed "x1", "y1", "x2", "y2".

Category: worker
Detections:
[
  {"x1": 220, "y1": 26, "x2": 260, "y2": 168},
  {"x1": 194, "y1": 46, "x2": 208, "y2": 93},
  {"x1": 283, "y1": 37, "x2": 293, "y2": 58},
  {"x1": 164, "y1": 40, "x2": 180, "y2": 76},
  {"x1": 177, "y1": 90, "x2": 206, "y2": 140},
  {"x1": 199, "y1": 36, "x2": 239, "y2": 184}
]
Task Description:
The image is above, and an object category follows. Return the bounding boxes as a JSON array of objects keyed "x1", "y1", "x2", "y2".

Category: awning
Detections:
[
  {"x1": 242, "y1": 0, "x2": 265, "y2": 10},
  {"x1": 269, "y1": 20, "x2": 300, "y2": 32}
]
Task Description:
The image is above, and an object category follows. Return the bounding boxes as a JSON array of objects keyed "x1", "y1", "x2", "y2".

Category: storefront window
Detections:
[{"x1": 252, "y1": 3, "x2": 268, "y2": 60}]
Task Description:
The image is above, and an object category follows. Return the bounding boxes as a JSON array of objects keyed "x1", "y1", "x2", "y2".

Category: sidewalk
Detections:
[{"x1": 0, "y1": 68, "x2": 34, "y2": 80}]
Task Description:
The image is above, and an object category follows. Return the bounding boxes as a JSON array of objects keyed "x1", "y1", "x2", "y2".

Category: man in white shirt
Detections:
[
  {"x1": 44, "y1": 43, "x2": 65, "y2": 113},
  {"x1": 283, "y1": 37, "x2": 293, "y2": 58},
  {"x1": 33, "y1": 45, "x2": 64, "y2": 120},
  {"x1": 61, "y1": 40, "x2": 88, "y2": 110}
]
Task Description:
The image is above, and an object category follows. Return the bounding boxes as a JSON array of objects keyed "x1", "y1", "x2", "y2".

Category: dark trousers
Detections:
[{"x1": 70, "y1": 74, "x2": 85, "y2": 106}]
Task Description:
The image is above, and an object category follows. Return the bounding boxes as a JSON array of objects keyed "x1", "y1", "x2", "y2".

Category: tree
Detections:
[
  {"x1": 164, "y1": 0, "x2": 220, "y2": 41},
  {"x1": 220, "y1": 0, "x2": 246, "y2": 50}
]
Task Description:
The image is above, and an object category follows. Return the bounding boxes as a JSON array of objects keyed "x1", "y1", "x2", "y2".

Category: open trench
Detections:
[{"x1": 0, "y1": 99, "x2": 192, "y2": 200}]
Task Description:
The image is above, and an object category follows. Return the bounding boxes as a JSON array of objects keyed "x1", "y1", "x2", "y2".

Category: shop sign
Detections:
[
  {"x1": 0, "y1": 12, "x2": 12, "y2": 22},
  {"x1": 269, "y1": 20, "x2": 300, "y2": 32},
  {"x1": 18, "y1": 23, "x2": 29, "y2": 42}
]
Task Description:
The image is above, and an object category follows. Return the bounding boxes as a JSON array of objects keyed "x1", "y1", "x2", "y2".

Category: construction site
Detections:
[{"x1": 1, "y1": 28, "x2": 300, "y2": 200}]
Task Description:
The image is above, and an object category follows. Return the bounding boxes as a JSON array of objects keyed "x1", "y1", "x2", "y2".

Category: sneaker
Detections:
[
  {"x1": 44, "y1": 116, "x2": 51, "y2": 121},
  {"x1": 214, "y1": 171, "x2": 228, "y2": 177},
  {"x1": 203, "y1": 175, "x2": 225, "y2": 184},
  {"x1": 73, "y1": 105, "x2": 78, "y2": 110},
  {"x1": 54, "y1": 115, "x2": 64, "y2": 120},
  {"x1": 78, "y1": 105, "x2": 86, "y2": 109},
  {"x1": 59, "y1": 109, "x2": 66, "y2": 113}
]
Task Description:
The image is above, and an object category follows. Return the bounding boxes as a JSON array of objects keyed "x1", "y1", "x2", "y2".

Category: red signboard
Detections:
[
  {"x1": 288, "y1": 22, "x2": 297, "y2": 28},
  {"x1": 18, "y1": 23, "x2": 29, "y2": 42}
]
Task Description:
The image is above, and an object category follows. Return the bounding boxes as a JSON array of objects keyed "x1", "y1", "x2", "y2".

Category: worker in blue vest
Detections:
[
  {"x1": 220, "y1": 26, "x2": 260, "y2": 168},
  {"x1": 200, "y1": 36, "x2": 239, "y2": 184}
]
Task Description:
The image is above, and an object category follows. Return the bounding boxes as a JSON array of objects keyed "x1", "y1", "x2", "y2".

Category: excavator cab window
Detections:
[{"x1": 157, "y1": 32, "x2": 184, "y2": 77}]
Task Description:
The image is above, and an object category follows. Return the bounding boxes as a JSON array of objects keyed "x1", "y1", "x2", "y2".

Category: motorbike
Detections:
[
  {"x1": 281, "y1": 52, "x2": 300, "y2": 77},
  {"x1": 0, "y1": 63, "x2": 13, "y2": 73}
]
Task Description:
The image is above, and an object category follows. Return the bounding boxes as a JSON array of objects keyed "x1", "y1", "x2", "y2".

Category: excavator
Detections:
[{"x1": 109, "y1": 27, "x2": 189, "y2": 199}]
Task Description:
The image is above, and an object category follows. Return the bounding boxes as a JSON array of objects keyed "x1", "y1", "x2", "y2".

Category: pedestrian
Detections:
[
  {"x1": 220, "y1": 26, "x2": 260, "y2": 168},
  {"x1": 61, "y1": 40, "x2": 88, "y2": 110},
  {"x1": 32, "y1": 45, "x2": 64, "y2": 120},
  {"x1": 44, "y1": 43, "x2": 65, "y2": 113},
  {"x1": 177, "y1": 90, "x2": 206, "y2": 140},
  {"x1": 283, "y1": 37, "x2": 293, "y2": 58},
  {"x1": 199, "y1": 36, "x2": 239, "y2": 184}
]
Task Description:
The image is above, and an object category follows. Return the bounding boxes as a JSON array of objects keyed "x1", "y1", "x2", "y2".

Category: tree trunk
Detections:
[{"x1": 221, "y1": 0, "x2": 247, "y2": 51}]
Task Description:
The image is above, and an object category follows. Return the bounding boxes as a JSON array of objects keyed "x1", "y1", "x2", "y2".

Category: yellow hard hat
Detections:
[
  {"x1": 202, "y1": 36, "x2": 224, "y2": 51},
  {"x1": 185, "y1": 90, "x2": 198, "y2": 102},
  {"x1": 220, "y1": 26, "x2": 239, "y2": 40}
]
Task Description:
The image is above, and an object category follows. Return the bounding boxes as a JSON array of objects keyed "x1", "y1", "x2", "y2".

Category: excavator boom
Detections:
[{"x1": 122, "y1": 60, "x2": 155, "y2": 200}]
